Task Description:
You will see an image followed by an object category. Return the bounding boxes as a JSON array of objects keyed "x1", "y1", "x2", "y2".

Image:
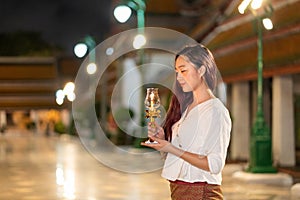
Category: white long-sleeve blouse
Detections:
[{"x1": 161, "y1": 98, "x2": 232, "y2": 185}]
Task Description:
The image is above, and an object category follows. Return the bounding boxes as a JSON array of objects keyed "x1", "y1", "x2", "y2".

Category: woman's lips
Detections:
[{"x1": 179, "y1": 82, "x2": 186, "y2": 87}]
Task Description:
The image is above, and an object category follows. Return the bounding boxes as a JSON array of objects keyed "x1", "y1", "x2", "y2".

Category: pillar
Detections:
[
  {"x1": 121, "y1": 57, "x2": 142, "y2": 138},
  {"x1": 0, "y1": 111, "x2": 7, "y2": 133},
  {"x1": 231, "y1": 81, "x2": 250, "y2": 160},
  {"x1": 272, "y1": 75, "x2": 295, "y2": 166}
]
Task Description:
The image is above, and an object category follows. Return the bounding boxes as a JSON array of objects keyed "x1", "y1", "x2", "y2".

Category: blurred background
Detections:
[{"x1": 0, "y1": 0, "x2": 300, "y2": 198}]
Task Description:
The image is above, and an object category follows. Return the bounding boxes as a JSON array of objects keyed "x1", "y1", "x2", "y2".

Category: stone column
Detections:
[
  {"x1": 0, "y1": 111, "x2": 7, "y2": 133},
  {"x1": 231, "y1": 81, "x2": 250, "y2": 160},
  {"x1": 120, "y1": 57, "x2": 142, "y2": 139},
  {"x1": 272, "y1": 75, "x2": 295, "y2": 166},
  {"x1": 0, "y1": 111, "x2": 6, "y2": 127}
]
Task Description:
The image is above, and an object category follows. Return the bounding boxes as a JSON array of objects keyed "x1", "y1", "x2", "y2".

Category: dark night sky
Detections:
[{"x1": 0, "y1": 0, "x2": 113, "y2": 55}]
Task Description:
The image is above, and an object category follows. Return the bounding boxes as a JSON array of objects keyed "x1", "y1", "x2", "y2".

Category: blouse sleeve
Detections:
[{"x1": 204, "y1": 107, "x2": 231, "y2": 174}]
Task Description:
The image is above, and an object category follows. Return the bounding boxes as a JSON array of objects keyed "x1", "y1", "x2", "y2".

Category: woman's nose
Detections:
[{"x1": 176, "y1": 73, "x2": 183, "y2": 81}]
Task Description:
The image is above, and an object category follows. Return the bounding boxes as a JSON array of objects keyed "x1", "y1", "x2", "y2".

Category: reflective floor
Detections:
[{"x1": 0, "y1": 129, "x2": 293, "y2": 200}]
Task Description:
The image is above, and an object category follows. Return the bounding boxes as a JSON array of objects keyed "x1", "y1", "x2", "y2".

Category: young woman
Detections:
[{"x1": 142, "y1": 44, "x2": 232, "y2": 200}]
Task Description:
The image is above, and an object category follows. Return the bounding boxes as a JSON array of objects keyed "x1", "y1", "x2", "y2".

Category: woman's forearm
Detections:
[
  {"x1": 141, "y1": 137, "x2": 210, "y2": 172},
  {"x1": 168, "y1": 145, "x2": 210, "y2": 172}
]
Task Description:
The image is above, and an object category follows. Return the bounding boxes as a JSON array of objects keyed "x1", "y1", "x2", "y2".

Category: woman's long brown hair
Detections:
[{"x1": 162, "y1": 44, "x2": 217, "y2": 141}]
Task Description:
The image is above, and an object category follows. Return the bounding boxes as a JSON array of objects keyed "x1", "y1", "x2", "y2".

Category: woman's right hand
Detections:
[{"x1": 148, "y1": 122, "x2": 165, "y2": 140}]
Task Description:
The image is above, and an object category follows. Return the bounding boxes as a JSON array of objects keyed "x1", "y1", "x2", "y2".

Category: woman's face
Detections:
[{"x1": 175, "y1": 55, "x2": 202, "y2": 93}]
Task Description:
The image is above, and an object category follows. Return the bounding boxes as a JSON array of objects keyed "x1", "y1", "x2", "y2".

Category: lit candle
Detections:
[{"x1": 150, "y1": 92, "x2": 154, "y2": 108}]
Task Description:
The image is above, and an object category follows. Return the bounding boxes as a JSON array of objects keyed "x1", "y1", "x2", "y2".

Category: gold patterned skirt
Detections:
[{"x1": 169, "y1": 180, "x2": 223, "y2": 200}]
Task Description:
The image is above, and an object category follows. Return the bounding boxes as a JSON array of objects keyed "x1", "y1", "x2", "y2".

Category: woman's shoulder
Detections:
[
  {"x1": 197, "y1": 98, "x2": 226, "y2": 110},
  {"x1": 212, "y1": 98, "x2": 227, "y2": 109},
  {"x1": 211, "y1": 99, "x2": 232, "y2": 124},
  {"x1": 198, "y1": 98, "x2": 230, "y2": 117}
]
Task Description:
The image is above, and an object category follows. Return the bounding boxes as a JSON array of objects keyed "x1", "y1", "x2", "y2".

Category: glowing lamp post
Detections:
[
  {"x1": 238, "y1": 0, "x2": 276, "y2": 173},
  {"x1": 74, "y1": 36, "x2": 107, "y2": 130},
  {"x1": 113, "y1": 0, "x2": 145, "y2": 29},
  {"x1": 56, "y1": 82, "x2": 76, "y2": 106},
  {"x1": 73, "y1": 35, "x2": 97, "y2": 74},
  {"x1": 114, "y1": 0, "x2": 146, "y2": 53},
  {"x1": 114, "y1": 1, "x2": 147, "y2": 147}
]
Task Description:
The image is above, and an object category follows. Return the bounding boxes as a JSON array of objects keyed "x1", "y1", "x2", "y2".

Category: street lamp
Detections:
[
  {"x1": 74, "y1": 35, "x2": 97, "y2": 74},
  {"x1": 114, "y1": 0, "x2": 146, "y2": 147},
  {"x1": 74, "y1": 36, "x2": 96, "y2": 60},
  {"x1": 55, "y1": 82, "x2": 76, "y2": 136},
  {"x1": 114, "y1": 0, "x2": 146, "y2": 51},
  {"x1": 238, "y1": 0, "x2": 276, "y2": 173},
  {"x1": 114, "y1": 0, "x2": 145, "y2": 29},
  {"x1": 113, "y1": 5, "x2": 132, "y2": 23},
  {"x1": 74, "y1": 43, "x2": 88, "y2": 58},
  {"x1": 56, "y1": 82, "x2": 76, "y2": 106},
  {"x1": 74, "y1": 36, "x2": 107, "y2": 130}
]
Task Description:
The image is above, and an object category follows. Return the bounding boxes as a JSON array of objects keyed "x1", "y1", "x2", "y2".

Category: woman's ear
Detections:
[{"x1": 198, "y1": 65, "x2": 206, "y2": 76}]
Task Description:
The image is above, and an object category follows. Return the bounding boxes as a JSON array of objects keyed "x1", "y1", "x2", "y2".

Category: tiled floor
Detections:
[{"x1": 0, "y1": 131, "x2": 294, "y2": 200}]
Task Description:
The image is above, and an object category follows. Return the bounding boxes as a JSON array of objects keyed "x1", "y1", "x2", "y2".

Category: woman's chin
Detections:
[{"x1": 182, "y1": 87, "x2": 192, "y2": 93}]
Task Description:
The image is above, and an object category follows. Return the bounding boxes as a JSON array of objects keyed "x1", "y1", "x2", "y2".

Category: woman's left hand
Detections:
[{"x1": 141, "y1": 136, "x2": 173, "y2": 153}]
